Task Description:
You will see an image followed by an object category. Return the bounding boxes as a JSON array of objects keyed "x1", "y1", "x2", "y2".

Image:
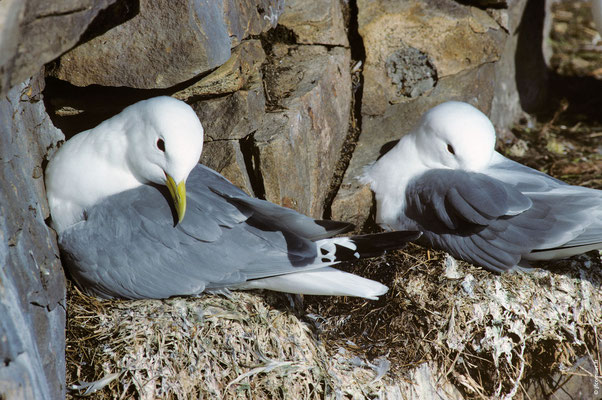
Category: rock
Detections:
[
  {"x1": 224, "y1": 0, "x2": 284, "y2": 47},
  {"x1": 200, "y1": 140, "x2": 255, "y2": 196},
  {"x1": 252, "y1": 44, "x2": 352, "y2": 218},
  {"x1": 191, "y1": 82, "x2": 267, "y2": 195},
  {"x1": 0, "y1": 0, "x2": 119, "y2": 95},
  {"x1": 331, "y1": 64, "x2": 497, "y2": 228},
  {"x1": 50, "y1": 0, "x2": 284, "y2": 89},
  {"x1": 51, "y1": 0, "x2": 231, "y2": 89},
  {"x1": 0, "y1": 74, "x2": 66, "y2": 399},
  {"x1": 489, "y1": 0, "x2": 530, "y2": 135},
  {"x1": 278, "y1": 0, "x2": 349, "y2": 46},
  {"x1": 358, "y1": 0, "x2": 505, "y2": 116},
  {"x1": 174, "y1": 40, "x2": 266, "y2": 100}
]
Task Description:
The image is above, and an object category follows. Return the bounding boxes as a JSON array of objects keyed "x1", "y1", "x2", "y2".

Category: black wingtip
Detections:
[
  {"x1": 326, "y1": 231, "x2": 422, "y2": 261},
  {"x1": 347, "y1": 230, "x2": 421, "y2": 258}
]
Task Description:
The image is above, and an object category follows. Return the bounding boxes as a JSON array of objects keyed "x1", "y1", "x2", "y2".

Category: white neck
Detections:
[
  {"x1": 45, "y1": 120, "x2": 143, "y2": 233},
  {"x1": 361, "y1": 134, "x2": 426, "y2": 230}
]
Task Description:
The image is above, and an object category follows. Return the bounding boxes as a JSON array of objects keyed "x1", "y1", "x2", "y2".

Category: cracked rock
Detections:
[
  {"x1": 255, "y1": 44, "x2": 351, "y2": 218},
  {"x1": 0, "y1": 0, "x2": 119, "y2": 95},
  {"x1": 278, "y1": 0, "x2": 349, "y2": 46}
]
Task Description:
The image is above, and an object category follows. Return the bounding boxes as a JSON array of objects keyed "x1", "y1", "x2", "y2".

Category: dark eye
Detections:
[
  {"x1": 156, "y1": 138, "x2": 165, "y2": 152},
  {"x1": 446, "y1": 144, "x2": 455, "y2": 155}
]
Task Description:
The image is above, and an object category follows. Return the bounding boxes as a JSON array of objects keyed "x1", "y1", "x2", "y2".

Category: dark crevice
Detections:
[
  {"x1": 322, "y1": 0, "x2": 366, "y2": 221},
  {"x1": 42, "y1": 66, "x2": 227, "y2": 138},
  {"x1": 35, "y1": 7, "x2": 89, "y2": 19},
  {"x1": 239, "y1": 133, "x2": 266, "y2": 200},
  {"x1": 259, "y1": 25, "x2": 298, "y2": 56}
]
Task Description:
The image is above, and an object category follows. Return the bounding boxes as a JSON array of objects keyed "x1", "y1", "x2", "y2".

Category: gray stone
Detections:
[
  {"x1": 51, "y1": 0, "x2": 284, "y2": 89},
  {"x1": 0, "y1": 74, "x2": 66, "y2": 400},
  {"x1": 52, "y1": 0, "x2": 232, "y2": 89},
  {"x1": 0, "y1": 0, "x2": 119, "y2": 95},
  {"x1": 254, "y1": 45, "x2": 352, "y2": 218},
  {"x1": 385, "y1": 46, "x2": 437, "y2": 99},
  {"x1": 278, "y1": 0, "x2": 349, "y2": 46}
]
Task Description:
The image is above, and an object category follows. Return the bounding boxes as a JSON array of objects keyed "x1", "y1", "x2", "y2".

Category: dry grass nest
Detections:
[{"x1": 66, "y1": 243, "x2": 602, "y2": 399}]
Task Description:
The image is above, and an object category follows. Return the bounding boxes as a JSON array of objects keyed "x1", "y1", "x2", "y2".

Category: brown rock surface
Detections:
[
  {"x1": 358, "y1": 0, "x2": 505, "y2": 116},
  {"x1": 278, "y1": 0, "x2": 349, "y2": 46},
  {"x1": 192, "y1": 82, "x2": 266, "y2": 195},
  {"x1": 174, "y1": 40, "x2": 266, "y2": 100},
  {"x1": 255, "y1": 44, "x2": 352, "y2": 218}
]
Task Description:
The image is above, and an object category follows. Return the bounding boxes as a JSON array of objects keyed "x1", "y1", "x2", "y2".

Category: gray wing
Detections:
[
  {"x1": 488, "y1": 154, "x2": 602, "y2": 248},
  {"x1": 59, "y1": 164, "x2": 345, "y2": 299},
  {"x1": 405, "y1": 168, "x2": 601, "y2": 272}
]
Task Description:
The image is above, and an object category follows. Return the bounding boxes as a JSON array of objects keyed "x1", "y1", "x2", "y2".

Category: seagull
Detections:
[
  {"x1": 360, "y1": 101, "x2": 602, "y2": 272},
  {"x1": 45, "y1": 96, "x2": 419, "y2": 300}
]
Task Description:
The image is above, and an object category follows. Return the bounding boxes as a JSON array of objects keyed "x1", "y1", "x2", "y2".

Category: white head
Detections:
[
  {"x1": 411, "y1": 101, "x2": 496, "y2": 172},
  {"x1": 123, "y1": 96, "x2": 204, "y2": 186},
  {"x1": 45, "y1": 96, "x2": 204, "y2": 232}
]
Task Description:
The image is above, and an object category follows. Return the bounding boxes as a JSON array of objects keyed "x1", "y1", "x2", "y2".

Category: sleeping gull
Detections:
[
  {"x1": 45, "y1": 96, "x2": 420, "y2": 300},
  {"x1": 361, "y1": 101, "x2": 602, "y2": 272}
]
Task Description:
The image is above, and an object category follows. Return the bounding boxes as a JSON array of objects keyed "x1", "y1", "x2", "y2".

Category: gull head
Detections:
[
  {"x1": 412, "y1": 101, "x2": 496, "y2": 172},
  {"x1": 124, "y1": 96, "x2": 204, "y2": 222},
  {"x1": 45, "y1": 96, "x2": 204, "y2": 232}
]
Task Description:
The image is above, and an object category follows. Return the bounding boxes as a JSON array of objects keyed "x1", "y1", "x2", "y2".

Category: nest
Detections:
[
  {"x1": 66, "y1": 284, "x2": 419, "y2": 399},
  {"x1": 66, "y1": 244, "x2": 602, "y2": 399}
]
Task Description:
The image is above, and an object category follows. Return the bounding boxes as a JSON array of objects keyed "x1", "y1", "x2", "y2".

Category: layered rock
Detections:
[
  {"x1": 0, "y1": 76, "x2": 65, "y2": 400},
  {"x1": 0, "y1": 0, "x2": 119, "y2": 95},
  {"x1": 278, "y1": 0, "x2": 349, "y2": 46},
  {"x1": 50, "y1": 0, "x2": 284, "y2": 89}
]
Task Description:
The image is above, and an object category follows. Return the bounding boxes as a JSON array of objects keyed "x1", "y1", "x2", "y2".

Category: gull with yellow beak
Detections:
[{"x1": 45, "y1": 96, "x2": 419, "y2": 300}]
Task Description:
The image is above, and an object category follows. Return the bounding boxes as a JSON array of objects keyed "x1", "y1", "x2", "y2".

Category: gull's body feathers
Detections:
[
  {"x1": 48, "y1": 96, "x2": 419, "y2": 299},
  {"x1": 362, "y1": 101, "x2": 602, "y2": 272},
  {"x1": 60, "y1": 164, "x2": 418, "y2": 299}
]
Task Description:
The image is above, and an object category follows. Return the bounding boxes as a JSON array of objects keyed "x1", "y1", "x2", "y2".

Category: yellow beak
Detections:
[{"x1": 165, "y1": 174, "x2": 187, "y2": 224}]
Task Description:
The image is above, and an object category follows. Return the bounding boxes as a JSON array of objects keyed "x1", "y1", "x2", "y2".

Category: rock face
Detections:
[
  {"x1": 0, "y1": 0, "x2": 119, "y2": 95},
  {"x1": 278, "y1": 0, "x2": 349, "y2": 46},
  {"x1": 330, "y1": 0, "x2": 527, "y2": 228},
  {"x1": 0, "y1": 1, "x2": 132, "y2": 398},
  {"x1": 50, "y1": 0, "x2": 284, "y2": 89},
  {"x1": 255, "y1": 44, "x2": 351, "y2": 217},
  {"x1": 0, "y1": 76, "x2": 65, "y2": 399},
  {"x1": 190, "y1": 43, "x2": 351, "y2": 218}
]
